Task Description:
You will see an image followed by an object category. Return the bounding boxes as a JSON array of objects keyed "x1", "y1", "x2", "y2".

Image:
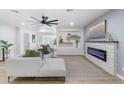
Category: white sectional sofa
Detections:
[{"x1": 6, "y1": 57, "x2": 66, "y2": 82}]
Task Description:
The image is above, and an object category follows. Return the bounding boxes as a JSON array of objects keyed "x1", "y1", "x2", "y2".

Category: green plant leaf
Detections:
[{"x1": 0, "y1": 40, "x2": 13, "y2": 49}]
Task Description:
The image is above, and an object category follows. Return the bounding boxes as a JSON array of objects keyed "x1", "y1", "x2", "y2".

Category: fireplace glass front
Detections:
[{"x1": 87, "y1": 47, "x2": 107, "y2": 62}]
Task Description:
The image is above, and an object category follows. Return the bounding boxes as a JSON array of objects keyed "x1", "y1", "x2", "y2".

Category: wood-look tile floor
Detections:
[{"x1": 0, "y1": 56, "x2": 124, "y2": 84}]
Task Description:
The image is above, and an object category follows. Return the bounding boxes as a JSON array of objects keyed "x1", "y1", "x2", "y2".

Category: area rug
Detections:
[{"x1": 58, "y1": 56, "x2": 111, "y2": 80}]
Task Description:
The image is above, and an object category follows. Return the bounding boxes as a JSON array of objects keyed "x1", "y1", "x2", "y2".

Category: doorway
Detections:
[{"x1": 24, "y1": 33, "x2": 30, "y2": 51}]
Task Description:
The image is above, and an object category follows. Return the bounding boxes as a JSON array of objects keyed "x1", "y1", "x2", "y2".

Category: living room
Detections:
[{"x1": 0, "y1": 9, "x2": 124, "y2": 84}]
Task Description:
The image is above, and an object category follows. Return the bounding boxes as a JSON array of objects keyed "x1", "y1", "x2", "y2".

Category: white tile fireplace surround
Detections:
[{"x1": 85, "y1": 41, "x2": 118, "y2": 75}]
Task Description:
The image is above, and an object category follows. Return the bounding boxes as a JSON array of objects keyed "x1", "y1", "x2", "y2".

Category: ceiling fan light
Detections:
[{"x1": 70, "y1": 21, "x2": 74, "y2": 26}]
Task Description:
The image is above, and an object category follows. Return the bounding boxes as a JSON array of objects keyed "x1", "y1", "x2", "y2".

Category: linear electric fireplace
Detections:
[{"x1": 87, "y1": 47, "x2": 107, "y2": 62}]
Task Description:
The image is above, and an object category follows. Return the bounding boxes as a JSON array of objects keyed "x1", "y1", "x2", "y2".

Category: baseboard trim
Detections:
[{"x1": 116, "y1": 73, "x2": 124, "y2": 80}]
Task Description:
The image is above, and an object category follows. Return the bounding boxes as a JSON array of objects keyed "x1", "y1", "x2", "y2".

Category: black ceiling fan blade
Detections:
[
  {"x1": 47, "y1": 23, "x2": 58, "y2": 25},
  {"x1": 42, "y1": 16, "x2": 48, "y2": 23},
  {"x1": 46, "y1": 20, "x2": 58, "y2": 23},
  {"x1": 45, "y1": 23, "x2": 51, "y2": 26},
  {"x1": 44, "y1": 16, "x2": 48, "y2": 22},
  {"x1": 30, "y1": 16, "x2": 41, "y2": 22}
]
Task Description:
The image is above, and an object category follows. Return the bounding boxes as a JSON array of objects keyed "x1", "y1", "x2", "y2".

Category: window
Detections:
[{"x1": 41, "y1": 35, "x2": 56, "y2": 46}]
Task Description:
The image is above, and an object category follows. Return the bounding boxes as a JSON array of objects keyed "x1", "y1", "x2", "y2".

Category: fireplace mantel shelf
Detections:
[{"x1": 85, "y1": 41, "x2": 119, "y2": 43}]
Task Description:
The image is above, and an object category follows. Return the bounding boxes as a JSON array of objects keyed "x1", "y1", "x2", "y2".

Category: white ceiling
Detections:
[{"x1": 0, "y1": 9, "x2": 110, "y2": 29}]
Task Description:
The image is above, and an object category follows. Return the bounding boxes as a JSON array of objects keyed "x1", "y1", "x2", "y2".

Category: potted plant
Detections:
[{"x1": 0, "y1": 40, "x2": 13, "y2": 59}]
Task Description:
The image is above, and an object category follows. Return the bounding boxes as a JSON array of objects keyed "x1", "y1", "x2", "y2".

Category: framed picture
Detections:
[
  {"x1": 32, "y1": 34, "x2": 36, "y2": 43},
  {"x1": 89, "y1": 20, "x2": 107, "y2": 40},
  {"x1": 0, "y1": 48, "x2": 5, "y2": 62}
]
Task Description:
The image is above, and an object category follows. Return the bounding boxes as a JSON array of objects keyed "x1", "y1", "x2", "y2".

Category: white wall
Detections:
[
  {"x1": 19, "y1": 28, "x2": 38, "y2": 55},
  {"x1": 0, "y1": 23, "x2": 17, "y2": 57},
  {"x1": 56, "y1": 26, "x2": 84, "y2": 55},
  {"x1": 57, "y1": 26, "x2": 84, "y2": 32}
]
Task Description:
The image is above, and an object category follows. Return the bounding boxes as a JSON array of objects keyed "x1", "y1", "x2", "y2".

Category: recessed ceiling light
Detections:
[
  {"x1": 70, "y1": 21, "x2": 74, "y2": 26},
  {"x1": 21, "y1": 22, "x2": 25, "y2": 25},
  {"x1": 40, "y1": 29, "x2": 46, "y2": 32}
]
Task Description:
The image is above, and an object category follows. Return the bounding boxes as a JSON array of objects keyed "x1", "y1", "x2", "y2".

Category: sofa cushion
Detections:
[{"x1": 39, "y1": 58, "x2": 66, "y2": 77}]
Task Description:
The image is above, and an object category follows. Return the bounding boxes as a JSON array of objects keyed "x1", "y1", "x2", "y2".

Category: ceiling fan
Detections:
[{"x1": 25, "y1": 16, "x2": 58, "y2": 26}]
